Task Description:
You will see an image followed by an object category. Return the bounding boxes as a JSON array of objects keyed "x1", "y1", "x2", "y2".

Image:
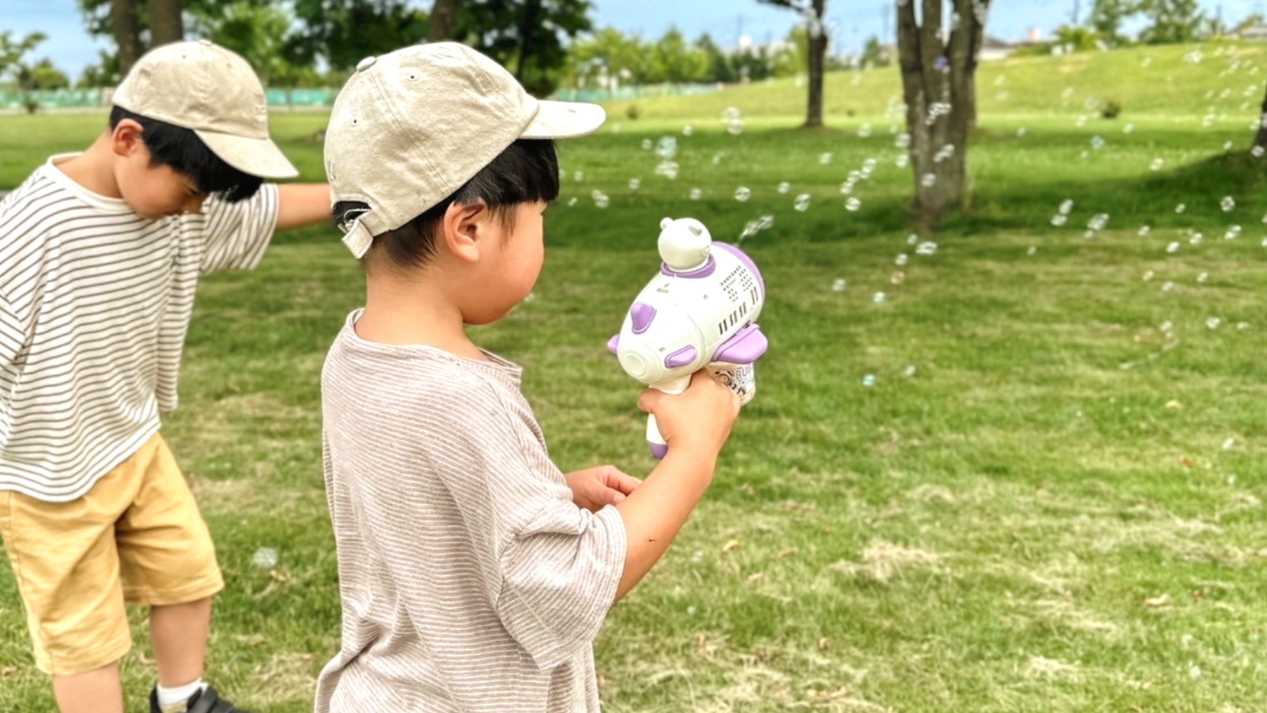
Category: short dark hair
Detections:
[
  {"x1": 109, "y1": 106, "x2": 263, "y2": 203},
  {"x1": 333, "y1": 138, "x2": 559, "y2": 270}
]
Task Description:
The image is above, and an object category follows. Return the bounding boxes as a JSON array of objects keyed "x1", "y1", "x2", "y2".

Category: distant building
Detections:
[{"x1": 1236, "y1": 24, "x2": 1267, "y2": 40}]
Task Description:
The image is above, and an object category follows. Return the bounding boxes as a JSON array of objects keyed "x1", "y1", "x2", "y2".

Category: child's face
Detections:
[
  {"x1": 112, "y1": 121, "x2": 208, "y2": 220},
  {"x1": 467, "y1": 201, "x2": 547, "y2": 324}
]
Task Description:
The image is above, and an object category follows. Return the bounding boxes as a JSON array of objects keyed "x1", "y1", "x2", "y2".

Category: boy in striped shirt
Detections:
[
  {"x1": 316, "y1": 43, "x2": 740, "y2": 712},
  {"x1": 0, "y1": 41, "x2": 329, "y2": 713}
]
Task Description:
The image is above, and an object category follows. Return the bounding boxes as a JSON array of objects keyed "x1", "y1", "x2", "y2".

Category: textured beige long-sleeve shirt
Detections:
[{"x1": 315, "y1": 311, "x2": 627, "y2": 713}]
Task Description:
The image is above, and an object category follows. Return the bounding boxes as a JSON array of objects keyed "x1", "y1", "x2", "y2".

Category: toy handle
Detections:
[{"x1": 645, "y1": 366, "x2": 757, "y2": 459}]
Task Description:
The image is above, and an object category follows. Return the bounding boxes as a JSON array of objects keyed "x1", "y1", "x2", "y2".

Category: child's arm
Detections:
[
  {"x1": 613, "y1": 370, "x2": 740, "y2": 601},
  {"x1": 275, "y1": 183, "x2": 332, "y2": 231}
]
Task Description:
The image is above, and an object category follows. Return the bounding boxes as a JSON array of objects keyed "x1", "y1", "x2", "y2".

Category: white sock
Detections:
[{"x1": 156, "y1": 679, "x2": 205, "y2": 712}]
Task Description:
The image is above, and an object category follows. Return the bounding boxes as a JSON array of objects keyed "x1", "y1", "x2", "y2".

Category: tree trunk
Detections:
[
  {"x1": 515, "y1": 0, "x2": 540, "y2": 84},
  {"x1": 112, "y1": 0, "x2": 143, "y2": 76},
  {"x1": 896, "y1": 0, "x2": 988, "y2": 229},
  {"x1": 428, "y1": 0, "x2": 462, "y2": 42},
  {"x1": 1254, "y1": 80, "x2": 1267, "y2": 150},
  {"x1": 804, "y1": 0, "x2": 826, "y2": 128},
  {"x1": 147, "y1": 0, "x2": 184, "y2": 47}
]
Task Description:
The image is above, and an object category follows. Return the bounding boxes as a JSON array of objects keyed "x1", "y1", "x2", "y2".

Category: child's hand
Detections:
[
  {"x1": 565, "y1": 465, "x2": 642, "y2": 512},
  {"x1": 639, "y1": 370, "x2": 741, "y2": 456}
]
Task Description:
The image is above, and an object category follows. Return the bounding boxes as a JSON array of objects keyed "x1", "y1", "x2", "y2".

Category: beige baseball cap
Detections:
[
  {"x1": 325, "y1": 42, "x2": 606, "y2": 258},
  {"x1": 114, "y1": 40, "x2": 298, "y2": 180}
]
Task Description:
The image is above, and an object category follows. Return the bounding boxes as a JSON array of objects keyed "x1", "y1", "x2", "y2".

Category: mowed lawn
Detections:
[{"x1": 3, "y1": 42, "x2": 1267, "y2": 712}]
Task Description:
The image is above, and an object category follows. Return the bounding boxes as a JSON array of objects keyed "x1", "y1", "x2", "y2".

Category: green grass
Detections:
[{"x1": 4, "y1": 42, "x2": 1267, "y2": 711}]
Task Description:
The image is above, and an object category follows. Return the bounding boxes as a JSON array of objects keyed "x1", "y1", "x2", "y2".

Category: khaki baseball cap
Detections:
[
  {"x1": 114, "y1": 40, "x2": 298, "y2": 180},
  {"x1": 325, "y1": 42, "x2": 606, "y2": 258}
]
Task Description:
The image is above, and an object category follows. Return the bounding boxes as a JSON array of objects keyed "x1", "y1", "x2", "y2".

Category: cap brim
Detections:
[
  {"x1": 521, "y1": 101, "x2": 606, "y2": 139},
  {"x1": 195, "y1": 130, "x2": 300, "y2": 180}
]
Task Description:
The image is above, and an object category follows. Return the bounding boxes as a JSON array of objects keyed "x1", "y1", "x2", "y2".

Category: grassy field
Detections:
[{"x1": 3, "y1": 42, "x2": 1267, "y2": 712}]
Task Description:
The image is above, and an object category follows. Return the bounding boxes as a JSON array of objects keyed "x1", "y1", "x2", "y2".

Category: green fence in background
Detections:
[
  {"x1": 0, "y1": 88, "x2": 338, "y2": 110},
  {"x1": 554, "y1": 82, "x2": 722, "y2": 103}
]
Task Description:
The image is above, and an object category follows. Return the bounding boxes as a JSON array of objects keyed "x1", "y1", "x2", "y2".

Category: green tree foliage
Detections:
[
  {"x1": 192, "y1": 1, "x2": 306, "y2": 84},
  {"x1": 1138, "y1": 0, "x2": 1205, "y2": 43},
  {"x1": 646, "y1": 28, "x2": 709, "y2": 84},
  {"x1": 0, "y1": 32, "x2": 70, "y2": 113},
  {"x1": 859, "y1": 36, "x2": 891, "y2": 68},
  {"x1": 455, "y1": 0, "x2": 593, "y2": 96},
  {"x1": 287, "y1": 0, "x2": 429, "y2": 72}
]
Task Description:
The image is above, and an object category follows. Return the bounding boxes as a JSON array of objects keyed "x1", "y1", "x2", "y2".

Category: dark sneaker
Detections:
[{"x1": 149, "y1": 686, "x2": 255, "y2": 713}]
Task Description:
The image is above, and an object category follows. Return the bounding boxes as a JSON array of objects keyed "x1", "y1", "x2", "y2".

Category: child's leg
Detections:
[
  {"x1": 150, "y1": 597, "x2": 212, "y2": 687},
  {"x1": 52, "y1": 662, "x2": 125, "y2": 713},
  {"x1": 115, "y1": 434, "x2": 224, "y2": 691}
]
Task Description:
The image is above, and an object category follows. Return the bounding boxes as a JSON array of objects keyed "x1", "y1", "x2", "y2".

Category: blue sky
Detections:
[{"x1": 1, "y1": 0, "x2": 1263, "y2": 78}]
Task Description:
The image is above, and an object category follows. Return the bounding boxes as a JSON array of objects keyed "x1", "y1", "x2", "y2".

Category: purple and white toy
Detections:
[{"x1": 608, "y1": 217, "x2": 768, "y2": 458}]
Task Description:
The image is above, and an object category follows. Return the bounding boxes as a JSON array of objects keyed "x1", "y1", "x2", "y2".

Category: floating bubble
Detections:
[
  {"x1": 1138, "y1": 225, "x2": 1151, "y2": 236},
  {"x1": 921, "y1": 173, "x2": 936, "y2": 188},
  {"x1": 1160, "y1": 320, "x2": 1173, "y2": 332},
  {"x1": 689, "y1": 187, "x2": 702, "y2": 201},
  {"x1": 831, "y1": 278, "x2": 846, "y2": 292},
  {"x1": 1017, "y1": 127, "x2": 1028, "y2": 137},
  {"x1": 1197, "y1": 272, "x2": 1209, "y2": 283},
  {"x1": 862, "y1": 373, "x2": 877, "y2": 387},
  {"x1": 655, "y1": 160, "x2": 680, "y2": 180},
  {"x1": 566, "y1": 197, "x2": 577, "y2": 207},
  {"x1": 726, "y1": 120, "x2": 744, "y2": 136},
  {"x1": 858, "y1": 123, "x2": 872, "y2": 138},
  {"x1": 712, "y1": 153, "x2": 723, "y2": 165},
  {"x1": 1189, "y1": 232, "x2": 1203, "y2": 245},
  {"x1": 896, "y1": 154, "x2": 909, "y2": 168},
  {"x1": 655, "y1": 136, "x2": 678, "y2": 160},
  {"x1": 682, "y1": 124, "x2": 693, "y2": 136},
  {"x1": 1161, "y1": 281, "x2": 1175, "y2": 292},
  {"x1": 904, "y1": 365, "x2": 917, "y2": 377},
  {"x1": 778, "y1": 181, "x2": 791, "y2": 194},
  {"x1": 628, "y1": 178, "x2": 641, "y2": 191},
  {"x1": 819, "y1": 152, "x2": 833, "y2": 165},
  {"x1": 1224, "y1": 140, "x2": 1235, "y2": 151},
  {"x1": 1051, "y1": 214, "x2": 1068, "y2": 227},
  {"x1": 794, "y1": 194, "x2": 811, "y2": 212},
  {"x1": 1175, "y1": 203, "x2": 1186, "y2": 214},
  {"x1": 1027, "y1": 245, "x2": 1038, "y2": 255},
  {"x1": 1124, "y1": 123, "x2": 1135, "y2": 134},
  {"x1": 890, "y1": 272, "x2": 906, "y2": 285},
  {"x1": 1237, "y1": 322, "x2": 1252, "y2": 330},
  {"x1": 846, "y1": 197, "x2": 862, "y2": 211},
  {"x1": 895, "y1": 253, "x2": 909, "y2": 266},
  {"x1": 1254, "y1": 145, "x2": 1266, "y2": 158},
  {"x1": 1225, "y1": 225, "x2": 1242, "y2": 239},
  {"x1": 1166, "y1": 241, "x2": 1181, "y2": 253},
  {"x1": 1088, "y1": 213, "x2": 1109, "y2": 231},
  {"x1": 916, "y1": 241, "x2": 938, "y2": 256},
  {"x1": 1221, "y1": 196, "x2": 1236, "y2": 212},
  {"x1": 1207, "y1": 317, "x2": 1222, "y2": 330},
  {"x1": 907, "y1": 234, "x2": 919, "y2": 245},
  {"x1": 862, "y1": 157, "x2": 878, "y2": 173},
  {"x1": 591, "y1": 190, "x2": 609, "y2": 209},
  {"x1": 872, "y1": 291, "x2": 886, "y2": 304},
  {"x1": 895, "y1": 133, "x2": 911, "y2": 148},
  {"x1": 839, "y1": 181, "x2": 854, "y2": 195},
  {"x1": 573, "y1": 170, "x2": 585, "y2": 182},
  {"x1": 1059, "y1": 199, "x2": 1074, "y2": 215},
  {"x1": 640, "y1": 139, "x2": 652, "y2": 151},
  {"x1": 1150, "y1": 157, "x2": 1165, "y2": 171},
  {"x1": 1091, "y1": 135, "x2": 1105, "y2": 150},
  {"x1": 734, "y1": 187, "x2": 751, "y2": 202},
  {"x1": 252, "y1": 547, "x2": 279, "y2": 569}
]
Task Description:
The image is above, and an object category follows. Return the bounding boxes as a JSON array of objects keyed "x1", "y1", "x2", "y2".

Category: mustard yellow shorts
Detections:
[{"x1": 0, "y1": 432, "x2": 224, "y2": 675}]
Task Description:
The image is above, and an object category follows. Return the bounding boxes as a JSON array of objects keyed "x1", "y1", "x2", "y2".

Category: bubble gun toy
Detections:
[{"x1": 607, "y1": 217, "x2": 768, "y2": 458}]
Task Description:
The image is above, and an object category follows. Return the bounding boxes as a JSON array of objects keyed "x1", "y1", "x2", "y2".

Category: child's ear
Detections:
[
  {"x1": 442, "y1": 201, "x2": 488, "y2": 264},
  {"x1": 110, "y1": 119, "x2": 145, "y2": 158}
]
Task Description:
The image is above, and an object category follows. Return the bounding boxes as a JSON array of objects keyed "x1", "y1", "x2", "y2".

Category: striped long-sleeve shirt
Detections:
[
  {"x1": 0, "y1": 154, "x2": 279, "y2": 502},
  {"x1": 316, "y1": 311, "x2": 627, "y2": 713}
]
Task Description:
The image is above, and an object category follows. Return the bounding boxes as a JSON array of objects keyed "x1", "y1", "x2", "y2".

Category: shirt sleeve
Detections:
[
  {"x1": 422, "y1": 381, "x2": 628, "y2": 671},
  {"x1": 199, "y1": 183, "x2": 280, "y2": 275}
]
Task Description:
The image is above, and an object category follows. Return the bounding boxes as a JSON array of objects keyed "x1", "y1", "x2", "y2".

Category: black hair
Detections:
[
  {"x1": 109, "y1": 106, "x2": 263, "y2": 203},
  {"x1": 333, "y1": 138, "x2": 559, "y2": 271}
]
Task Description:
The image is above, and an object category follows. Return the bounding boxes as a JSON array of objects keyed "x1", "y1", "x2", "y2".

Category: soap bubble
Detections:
[
  {"x1": 1059, "y1": 199, "x2": 1074, "y2": 215},
  {"x1": 1226, "y1": 225, "x2": 1242, "y2": 240},
  {"x1": 916, "y1": 241, "x2": 938, "y2": 256},
  {"x1": 1027, "y1": 245, "x2": 1038, "y2": 255},
  {"x1": 846, "y1": 197, "x2": 862, "y2": 211},
  {"x1": 778, "y1": 181, "x2": 791, "y2": 194},
  {"x1": 252, "y1": 547, "x2": 279, "y2": 569},
  {"x1": 734, "y1": 187, "x2": 751, "y2": 202},
  {"x1": 831, "y1": 278, "x2": 846, "y2": 292},
  {"x1": 794, "y1": 194, "x2": 811, "y2": 212},
  {"x1": 872, "y1": 291, "x2": 886, "y2": 304},
  {"x1": 1166, "y1": 241, "x2": 1181, "y2": 253},
  {"x1": 895, "y1": 133, "x2": 911, "y2": 148},
  {"x1": 682, "y1": 124, "x2": 694, "y2": 136},
  {"x1": 591, "y1": 190, "x2": 609, "y2": 209},
  {"x1": 1150, "y1": 157, "x2": 1165, "y2": 171},
  {"x1": 1197, "y1": 272, "x2": 1209, "y2": 283},
  {"x1": 896, "y1": 154, "x2": 909, "y2": 168},
  {"x1": 1207, "y1": 317, "x2": 1222, "y2": 330},
  {"x1": 640, "y1": 139, "x2": 652, "y2": 150},
  {"x1": 1175, "y1": 203, "x2": 1186, "y2": 214},
  {"x1": 1254, "y1": 145, "x2": 1265, "y2": 158},
  {"x1": 726, "y1": 119, "x2": 744, "y2": 135},
  {"x1": 819, "y1": 152, "x2": 833, "y2": 165},
  {"x1": 862, "y1": 373, "x2": 877, "y2": 387},
  {"x1": 655, "y1": 136, "x2": 678, "y2": 159},
  {"x1": 1221, "y1": 196, "x2": 1236, "y2": 212},
  {"x1": 895, "y1": 253, "x2": 909, "y2": 266},
  {"x1": 573, "y1": 170, "x2": 584, "y2": 182},
  {"x1": 566, "y1": 197, "x2": 577, "y2": 207},
  {"x1": 858, "y1": 123, "x2": 872, "y2": 138},
  {"x1": 839, "y1": 181, "x2": 854, "y2": 195},
  {"x1": 921, "y1": 173, "x2": 936, "y2": 187},
  {"x1": 655, "y1": 160, "x2": 680, "y2": 180},
  {"x1": 1138, "y1": 225, "x2": 1151, "y2": 236},
  {"x1": 689, "y1": 187, "x2": 702, "y2": 201},
  {"x1": 1051, "y1": 214, "x2": 1068, "y2": 227},
  {"x1": 1124, "y1": 123, "x2": 1135, "y2": 134},
  {"x1": 628, "y1": 178, "x2": 641, "y2": 191},
  {"x1": 1091, "y1": 135, "x2": 1105, "y2": 150}
]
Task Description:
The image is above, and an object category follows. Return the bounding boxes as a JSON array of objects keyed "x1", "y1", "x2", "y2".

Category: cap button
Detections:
[{"x1": 356, "y1": 56, "x2": 377, "y2": 72}]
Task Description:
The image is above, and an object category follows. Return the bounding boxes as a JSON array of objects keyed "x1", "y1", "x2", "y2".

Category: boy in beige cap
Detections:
[
  {"x1": 317, "y1": 42, "x2": 739, "y2": 712},
  {"x1": 0, "y1": 40, "x2": 329, "y2": 713}
]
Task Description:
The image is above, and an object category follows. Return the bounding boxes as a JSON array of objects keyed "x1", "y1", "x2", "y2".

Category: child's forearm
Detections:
[
  {"x1": 612, "y1": 447, "x2": 718, "y2": 601},
  {"x1": 275, "y1": 183, "x2": 332, "y2": 231}
]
